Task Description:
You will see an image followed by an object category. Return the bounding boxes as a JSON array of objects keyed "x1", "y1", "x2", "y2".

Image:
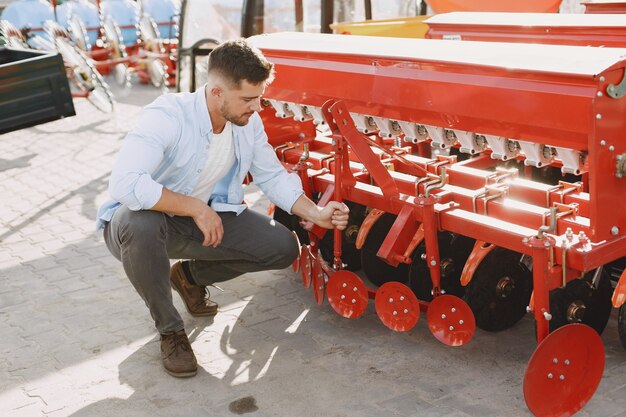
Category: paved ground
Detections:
[{"x1": 1, "y1": 82, "x2": 626, "y2": 417}]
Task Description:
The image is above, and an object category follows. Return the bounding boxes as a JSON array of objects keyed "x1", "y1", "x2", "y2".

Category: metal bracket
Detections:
[
  {"x1": 616, "y1": 153, "x2": 626, "y2": 178},
  {"x1": 298, "y1": 143, "x2": 310, "y2": 163},
  {"x1": 424, "y1": 167, "x2": 447, "y2": 198},
  {"x1": 607, "y1": 69, "x2": 626, "y2": 99},
  {"x1": 537, "y1": 207, "x2": 558, "y2": 239}
]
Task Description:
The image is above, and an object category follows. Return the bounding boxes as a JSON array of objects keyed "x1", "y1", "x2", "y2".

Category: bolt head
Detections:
[
  {"x1": 441, "y1": 314, "x2": 446, "y2": 319},
  {"x1": 610, "y1": 145, "x2": 615, "y2": 151},
  {"x1": 399, "y1": 296, "x2": 405, "y2": 301},
  {"x1": 459, "y1": 319, "x2": 464, "y2": 325},
  {"x1": 353, "y1": 286, "x2": 358, "y2": 292},
  {"x1": 451, "y1": 307, "x2": 456, "y2": 313},
  {"x1": 600, "y1": 140, "x2": 607, "y2": 146},
  {"x1": 342, "y1": 283, "x2": 347, "y2": 288},
  {"x1": 449, "y1": 326, "x2": 454, "y2": 331},
  {"x1": 388, "y1": 298, "x2": 394, "y2": 303},
  {"x1": 548, "y1": 373, "x2": 553, "y2": 379},
  {"x1": 404, "y1": 309, "x2": 409, "y2": 314},
  {"x1": 351, "y1": 299, "x2": 356, "y2": 304},
  {"x1": 596, "y1": 114, "x2": 602, "y2": 120},
  {"x1": 564, "y1": 360, "x2": 570, "y2": 365},
  {"x1": 341, "y1": 295, "x2": 345, "y2": 300},
  {"x1": 392, "y1": 311, "x2": 398, "y2": 316},
  {"x1": 553, "y1": 358, "x2": 558, "y2": 364},
  {"x1": 560, "y1": 375, "x2": 565, "y2": 381},
  {"x1": 611, "y1": 226, "x2": 619, "y2": 236},
  {"x1": 430, "y1": 260, "x2": 437, "y2": 266}
]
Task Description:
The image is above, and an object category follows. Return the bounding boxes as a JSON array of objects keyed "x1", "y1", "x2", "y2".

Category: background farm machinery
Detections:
[
  {"x1": 0, "y1": 0, "x2": 179, "y2": 112},
  {"x1": 249, "y1": 30, "x2": 626, "y2": 416}
]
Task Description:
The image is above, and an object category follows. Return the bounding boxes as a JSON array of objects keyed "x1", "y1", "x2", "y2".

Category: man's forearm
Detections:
[
  {"x1": 151, "y1": 188, "x2": 205, "y2": 218},
  {"x1": 290, "y1": 194, "x2": 322, "y2": 224}
]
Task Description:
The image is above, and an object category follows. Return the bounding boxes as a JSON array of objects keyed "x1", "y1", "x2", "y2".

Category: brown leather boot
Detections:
[
  {"x1": 170, "y1": 261, "x2": 218, "y2": 316},
  {"x1": 160, "y1": 330, "x2": 197, "y2": 377}
]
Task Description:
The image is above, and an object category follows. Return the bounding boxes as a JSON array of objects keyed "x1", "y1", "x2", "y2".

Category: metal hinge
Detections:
[{"x1": 607, "y1": 68, "x2": 626, "y2": 99}]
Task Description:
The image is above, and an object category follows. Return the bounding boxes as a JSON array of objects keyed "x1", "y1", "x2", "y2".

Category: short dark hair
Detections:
[{"x1": 207, "y1": 39, "x2": 275, "y2": 88}]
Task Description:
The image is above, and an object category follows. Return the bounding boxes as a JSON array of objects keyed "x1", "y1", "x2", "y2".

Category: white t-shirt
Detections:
[{"x1": 190, "y1": 122, "x2": 235, "y2": 203}]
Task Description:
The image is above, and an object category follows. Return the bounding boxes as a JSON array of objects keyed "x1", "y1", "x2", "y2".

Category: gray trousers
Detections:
[{"x1": 103, "y1": 205, "x2": 299, "y2": 334}]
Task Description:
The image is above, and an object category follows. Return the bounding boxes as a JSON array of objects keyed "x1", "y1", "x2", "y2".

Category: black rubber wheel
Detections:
[
  {"x1": 463, "y1": 247, "x2": 533, "y2": 332},
  {"x1": 273, "y1": 207, "x2": 309, "y2": 245},
  {"x1": 319, "y1": 202, "x2": 366, "y2": 271},
  {"x1": 548, "y1": 268, "x2": 613, "y2": 335},
  {"x1": 605, "y1": 256, "x2": 626, "y2": 282},
  {"x1": 407, "y1": 232, "x2": 474, "y2": 302},
  {"x1": 619, "y1": 304, "x2": 626, "y2": 351},
  {"x1": 359, "y1": 213, "x2": 410, "y2": 287}
]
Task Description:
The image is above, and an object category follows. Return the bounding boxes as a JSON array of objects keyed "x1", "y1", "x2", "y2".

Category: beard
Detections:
[{"x1": 221, "y1": 102, "x2": 254, "y2": 127}]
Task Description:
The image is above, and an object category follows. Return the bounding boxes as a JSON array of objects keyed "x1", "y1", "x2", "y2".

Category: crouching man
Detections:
[{"x1": 96, "y1": 39, "x2": 349, "y2": 377}]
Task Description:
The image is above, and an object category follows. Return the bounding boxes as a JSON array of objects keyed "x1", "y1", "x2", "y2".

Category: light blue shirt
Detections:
[{"x1": 96, "y1": 86, "x2": 303, "y2": 230}]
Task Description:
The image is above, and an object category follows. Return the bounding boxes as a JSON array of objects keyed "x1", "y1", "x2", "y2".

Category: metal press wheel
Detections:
[
  {"x1": 619, "y1": 304, "x2": 626, "y2": 351},
  {"x1": 139, "y1": 15, "x2": 162, "y2": 50},
  {"x1": 67, "y1": 15, "x2": 90, "y2": 52},
  {"x1": 139, "y1": 15, "x2": 169, "y2": 90},
  {"x1": 463, "y1": 247, "x2": 533, "y2": 332},
  {"x1": 0, "y1": 20, "x2": 29, "y2": 48},
  {"x1": 146, "y1": 58, "x2": 169, "y2": 90},
  {"x1": 407, "y1": 231, "x2": 474, "y2": 302},
  {"x1": 103, "y1": 16, "x2": 131, "y2": 88},
  {"x1": 56, "y1": 38, "x2": 115, "y2": 113},
  {"x1": 548, "y1": 268, "x2": 613, "y2": 335},
  {"x1": 359, "y1": 213, "x2": 410, "y2": 287}
]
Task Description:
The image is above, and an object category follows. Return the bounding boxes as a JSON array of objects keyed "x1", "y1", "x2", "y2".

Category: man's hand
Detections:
[
  {"x1": 192, "y1": 205, "x2": 224, "y2": 247},
  {"x1": 287, "y1": 194, "x2": 351, "y2": 231},
  {"x1": 150, "y1": 188, "x2": 224, "y2": 247},
  {"x1": 316, "y1": 201, "x2": 350, "y2": 230}
]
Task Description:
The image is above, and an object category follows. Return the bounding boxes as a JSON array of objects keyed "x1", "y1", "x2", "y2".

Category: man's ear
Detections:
[{"x1": 210, "y1": 86, "x2": 223, "y2": 98}]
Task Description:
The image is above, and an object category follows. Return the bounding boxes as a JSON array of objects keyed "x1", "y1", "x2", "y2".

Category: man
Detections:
[{"x1": 96, "y1": 39, "x2": 349, "y2": 378}]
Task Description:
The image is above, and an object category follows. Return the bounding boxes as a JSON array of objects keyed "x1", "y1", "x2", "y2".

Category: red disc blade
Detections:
[
  {"x1": 374, "y1": 282, "x2": 420, "y2": 332},
  {"x1": 311, "y1": 255, "x2": 326, "y2": 306},
  {"x1": 300, "y1": 245, "x2": 312, "y2": 288},
  {"x1": 524, "y1": 323, "x2": 605, "y2": 417},
  {"x1": 327, "y1": 270, "x2": 369, "y2": 319},
  {"x1": 292, "y1": 232, "x2": 302, "y2": 273},
  {"x1": 427, "y1": 294, "x2": 475, "y2": 346}
]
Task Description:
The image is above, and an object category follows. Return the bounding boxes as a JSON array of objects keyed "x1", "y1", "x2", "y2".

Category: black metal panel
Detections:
[
  {"x1": 321, "y1": 0, "x2": 333, "y2": 33},
  {"x1": 241, "y1": 0, "x2": 264, "y2": 38},
  {"x1": 0, "y1": 47, "x2": 75, "y2": 134}
]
